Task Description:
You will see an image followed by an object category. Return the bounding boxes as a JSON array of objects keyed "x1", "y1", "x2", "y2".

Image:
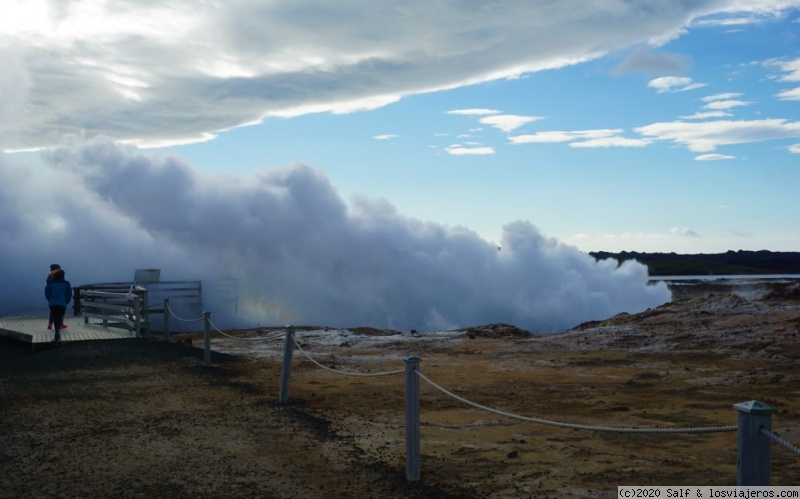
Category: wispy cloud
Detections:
[
  {"x1": 695, "y1": 153, "x2": 735, "y2": 161},
  {"x1": 565, "y1": 229, "x2": 700, "y2": 252},
  {"x1": 702, "y1": 99, "x2": 751, "y2": 110},
  {"x1": 479, "y1": 114, "x2": 542, "y2": 133},
  {"x1": 445, "y1": 144, "x2": 495, "y2": 155},
  {"x1": 702, "y1": 93, "x2": 744, "y2": 102},
  {"x1": 566, "y1": 226, "x2": 778, "y2": 253},
  {"x1": 776, "y1": 87, "x2": 800, "y2": 100},
  {"x1": 766, "y1": 57, "x2": 800, "y2": 100},
  {"x1": 768, "y1": 57, "x2": 800, "y2": 82},
  {"x1": 373, "y1": 134, "x2": 399, "y2": 140},
  {"x1": 510, "y1": 129, "x2": 622, "y2": 144},
  {"x1": 681, "y1": 111, "x2": 733, "y2": 120},
  {"x1": 648, "y1": 76, "x2": 706, "y2": 93},
  {"x1": 567, "y1": 231, "x2": 668, "y2": 244},
  {"x1": 670, "y1": 227, "x2": 701, "y2": 238},
  {"x1": 611, "y1": 46, "x2": 687, "y2": 76},
  {"x1": 446, "y1": 109, "x2": 500, "y2": 116},
  {"x1": 570, "y1": 136, "x2": 651, "y2": 148},
  {"x1": 790, "y1": 143, "x2": 800, "y2": 153},
  {"x1": 635, "y1": 119, "x2": 800, "y2": 152},
  {"x1": 510, "y1": 129, "x2": 649, "y2": 148},
  {"x1": 692, "y1": 16, "x2": 765, "y2": 28}
]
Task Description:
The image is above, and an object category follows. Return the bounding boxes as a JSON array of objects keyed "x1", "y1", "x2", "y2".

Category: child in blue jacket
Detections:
[
  {"x1": 46, "y1": 264, "x2": 68, "y2": 330},
  {"x1": 45, "y1": 269, "x2": 72, "y2": 345}
]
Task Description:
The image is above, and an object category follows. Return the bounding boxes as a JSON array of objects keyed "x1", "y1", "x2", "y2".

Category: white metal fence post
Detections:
[
  {"x1": 102, "y1": 295, "x2": 109, "y2": 327},
  {"x1": 734, "y1": 400, "x2": 775, "y2": 486},
  {"x1": 132, "y1": 295, "x2": 142, "y2": 337},
  {"x1": 203, "y1": 311, "x2": 211, "y2": 366},
  {"x1": 279, "y1": 325, "x2": 295, "y2": 404},
  {"x1": 163, "y1": 298, "x2": 171, "y2": 342},
  {"x1": 405, "y1": 355, "x2": 421, "y2": 482}
]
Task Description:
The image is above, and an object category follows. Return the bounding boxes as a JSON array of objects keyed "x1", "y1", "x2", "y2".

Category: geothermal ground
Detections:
[{"x1": 2, "y1": 283, "x2": 799, "y2": 498}]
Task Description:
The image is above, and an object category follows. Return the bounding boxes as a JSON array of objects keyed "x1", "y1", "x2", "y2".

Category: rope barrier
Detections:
[
  {"x1": 159, "y1": 305, "x2": 798, "y2": 454},
  {"x1": 164, "y1": 303, "x2": 205, "y2": 323},
  {"x1": 761, "y1": 427, "x2": 800, "y2": 457},
  {"x1": 292, "y1": 334, "x2": 404, "y2": 378},
  {"x1": 207, "y1": 316, "x2": 284, "y2": 342},
  {"x1": 415, "y1": 370, "x2": 737, "y2": 434},
  {"x1": 164, "y1": 305, "x2": 282, "y2": 342}
]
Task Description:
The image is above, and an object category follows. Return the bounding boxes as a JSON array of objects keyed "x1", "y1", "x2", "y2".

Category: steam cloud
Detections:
[{"x1": 0, "y1": 140, "x2": 670, "y2": 332}]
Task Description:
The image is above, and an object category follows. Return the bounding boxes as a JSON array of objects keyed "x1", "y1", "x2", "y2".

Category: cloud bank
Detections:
[
  {"x1": 0, "y1": 141, "x2": 670, "y2": 332},
  {"x1": 3, "y1": 0, "x2": 799, "y2": 151}
]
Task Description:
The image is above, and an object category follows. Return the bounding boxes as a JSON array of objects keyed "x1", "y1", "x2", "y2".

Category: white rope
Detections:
[
  {"x1": 206, "y1": 316, "x2": 284, "y2": 342},
  {"x1": 292, "y1": 334, "x2": 404, "y2": 378},
  {"x1": 761, "y1": 427, "x2": 800, "y2": 457},
  {"x1": 164, "y1": 302, "x2": 205, "y2": 323},
  {"x1": 415, "y1": 371, "x2": 737, "y2": 434}
]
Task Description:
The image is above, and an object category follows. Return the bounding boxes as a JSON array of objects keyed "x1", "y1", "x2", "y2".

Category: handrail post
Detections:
[
  {"x1": 138, "y1": 289, "x2": 149, "y2": 338},
  {"x1": 163, "y1": 299, "x2": 171, "y2": 342},
  {"x1": 203, "y1": 311, "x2": 211, "y2": 366},
  {"x1": 73, "y1": 287, "x2": 81, "y2": 317},
  {"x1": 278, "y1": 325, "x2": 295, "y2": 404},
  {"x1": 405, "y1": 356, "x2": 421, "y2": 482},
  {"x1": 102, "y1": 295, "x2": 108, "y2": 328},
  {"x1": 734, "y1": 400, "x2": 775, "y2": 486},
  {"x1": 132, "y1": 295, "x2": 141, "y2": 337}
]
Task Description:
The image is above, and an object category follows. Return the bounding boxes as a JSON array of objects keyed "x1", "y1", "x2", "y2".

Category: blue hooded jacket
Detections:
[{"x1": 45, "y1": 272, "x2": 72, "y2": 307}]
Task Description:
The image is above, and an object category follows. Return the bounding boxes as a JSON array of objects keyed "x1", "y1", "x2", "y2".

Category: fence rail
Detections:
[{"x1": 77, "y1": 288, "x2": 147, "y2": 337}]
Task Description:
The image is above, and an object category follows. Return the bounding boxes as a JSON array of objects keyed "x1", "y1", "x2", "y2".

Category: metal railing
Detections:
[
  {"x1": 77, "y1": 287, "x2": 147, "y2": 337},
  {"x1": 74, "y1": 281, "x2": 202, "y2": 336}
]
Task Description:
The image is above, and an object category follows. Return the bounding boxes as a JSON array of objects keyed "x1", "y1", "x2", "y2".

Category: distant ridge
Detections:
[{"x1": 589, "y1": 250, "x2": 800, "y2": 276}]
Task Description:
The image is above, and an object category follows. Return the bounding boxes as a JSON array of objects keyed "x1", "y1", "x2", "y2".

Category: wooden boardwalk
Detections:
[{"x1": 0, "y1": 316, "x2": 138, "y2": 350}]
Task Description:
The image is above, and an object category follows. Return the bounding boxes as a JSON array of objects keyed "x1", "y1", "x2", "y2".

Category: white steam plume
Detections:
[{"x1": 0, "y1": 140, "x2": 670, "y2": 332}]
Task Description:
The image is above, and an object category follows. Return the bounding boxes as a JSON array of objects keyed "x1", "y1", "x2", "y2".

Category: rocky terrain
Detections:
[{"x1": 2, "y1": 282, "x2": 799, "y2": 498}]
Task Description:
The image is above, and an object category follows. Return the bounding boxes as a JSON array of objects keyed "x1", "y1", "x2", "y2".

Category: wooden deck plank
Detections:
[{"x1": 0, "y1": 316, "x2": 138, "y2": 348}]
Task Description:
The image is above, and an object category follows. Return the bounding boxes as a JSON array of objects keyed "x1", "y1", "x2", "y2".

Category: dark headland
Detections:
[{"x1": 590, "y1": 249, "x2": 800, "y2": 276}]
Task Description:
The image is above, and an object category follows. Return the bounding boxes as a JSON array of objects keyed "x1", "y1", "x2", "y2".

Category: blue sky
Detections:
[
  {"x1": 161, "y1": 7, "x2": 800, "y2": 253},
  {"x1": 1, "y1": 1, "x2": 799, "y2": 329}
]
